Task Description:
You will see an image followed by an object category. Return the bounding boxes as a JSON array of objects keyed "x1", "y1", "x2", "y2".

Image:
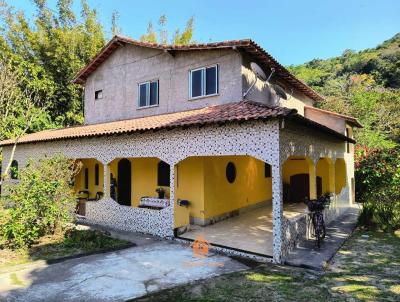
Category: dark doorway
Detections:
[
  {"x1": 290, "y1": 173, "x2": 310, "y2": 202},
  {"x1": 117, "y1": 158, "x2": 131, "y2": 206},
  {"x1": 316, "y1": 176, "x2": 322, "y2": 197}
]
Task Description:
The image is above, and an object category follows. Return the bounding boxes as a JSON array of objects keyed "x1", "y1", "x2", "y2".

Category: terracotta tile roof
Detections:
[
  {"x1": 72, "y1": 35, "x2": 324, "y2": 102},
  {"x1": 0, "y1": 101, "x2": 296, "y2": 146},
  {"x1": 304, "y1": 106, "x2": 363, "y2": 128}
]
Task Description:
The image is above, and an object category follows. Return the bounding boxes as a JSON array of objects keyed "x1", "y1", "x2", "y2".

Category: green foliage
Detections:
[
  {"x1": 0, "y1": 155, "x2": 81, "y2": 249},
  {"x1": 140, "y1": 15, "x2": 195, "y2": 45},
  {"x1": 0, "y1": 0, "x2": 106, "y2": 127},
  {"x1": 356, "y1": 147, "x2": 400, "y2": 231},
  {"x1": 63, "y1": 228, "x2": 129, "y2": 250},
  {"x1": 289, "y1": 33, "x2": 400, "y2": 148}
]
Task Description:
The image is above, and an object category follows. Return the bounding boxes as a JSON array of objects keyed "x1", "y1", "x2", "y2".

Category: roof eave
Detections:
[{"x1": 287, "y1": 114, "x2": 356, "y2": 144}]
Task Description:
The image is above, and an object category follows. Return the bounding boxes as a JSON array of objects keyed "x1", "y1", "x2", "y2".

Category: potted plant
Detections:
[{"x1": 156, "y1": 187, "x2": 166, "y2": 199}]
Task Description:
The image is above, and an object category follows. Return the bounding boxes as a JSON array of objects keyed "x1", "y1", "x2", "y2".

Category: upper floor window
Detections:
[
  {"x1": 95, "y1": 90, "x2": 103, "y2": 100},
  {"x1": 189, "y1": 65, "x2": 218, "y2": 99},
  {"x1": 138, "y1": 80, "x2": 159, "y2": 108}
]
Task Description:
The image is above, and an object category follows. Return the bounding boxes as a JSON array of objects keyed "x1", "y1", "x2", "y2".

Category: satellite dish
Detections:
[
  {"x1": 272, "y1": 84, "x2": 288, "y2": 100},
  {"x1": 243, "y1": 62, "x2": 271, "y2": 98},
  {"x1": 250, "y1": 62, "x2": 267, "y2": 81}
]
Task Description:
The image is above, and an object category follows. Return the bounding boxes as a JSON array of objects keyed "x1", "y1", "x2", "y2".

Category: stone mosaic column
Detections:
[
  {"x1": 309, "y1": 160, "x2": 317, "y2": 199},
  {"x1": 167, "y1": 162, "x2": 176, "y2": 237},
  {"x1": 272, "y1": 162, "x2": 283, "y2": 263},
  {"x1": 103, "y1": 162, "x2": 111, "y2": 199}
]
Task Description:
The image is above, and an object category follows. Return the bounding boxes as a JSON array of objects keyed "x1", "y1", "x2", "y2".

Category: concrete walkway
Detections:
[
  {"x1": 0, "y1": 238, "x2": 247, "y2": 302},
  {"x1": 181, "y1": 202, "x2": 308, "y2": 256},
  {"x1": 284, "y1": 207, "x2": 360, "y2": 270}
]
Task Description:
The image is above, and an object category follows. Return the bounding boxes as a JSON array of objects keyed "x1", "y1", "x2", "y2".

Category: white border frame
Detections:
[{"x1": 94, "y1": 89, "x2": 103, "y2": 101}]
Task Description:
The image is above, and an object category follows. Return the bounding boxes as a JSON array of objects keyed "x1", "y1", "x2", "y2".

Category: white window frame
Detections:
[
  {"x1": 189, "y1": 64, "x2": 219, "y2": 100},
  {"x1": 137, "y1": 79, "x2": 159, "y2": 109},
  {"x1": 94, "y1": 89, "x2": 103, "y2": 100}
]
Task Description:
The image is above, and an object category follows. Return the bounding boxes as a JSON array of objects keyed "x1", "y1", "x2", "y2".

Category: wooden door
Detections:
[
  {"x1": 290, "y1": 173, "x2": 310, "y2": 202},
  {"x1": 117, "y1": 159, "x2": 132, "y2": 206}
]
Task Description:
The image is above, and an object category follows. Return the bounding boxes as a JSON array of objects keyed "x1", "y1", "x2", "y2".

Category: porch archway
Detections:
[{"x1": 282, "y1": 156, "x2": 315, "y2": 203}]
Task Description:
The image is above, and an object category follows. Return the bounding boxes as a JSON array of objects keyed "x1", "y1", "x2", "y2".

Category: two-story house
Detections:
[{"x1": 0, "y1": 36, "x2": 361, "y2": 263}]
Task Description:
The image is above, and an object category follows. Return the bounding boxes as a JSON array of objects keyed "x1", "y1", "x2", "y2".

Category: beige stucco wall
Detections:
[
  {"x1": 84, "y1": 46, "x2": 318, "y2": 125},
  {"x1": 84, "y1": 45, "x2": 243, "y2": 124},
  {"x1": 241, "y1": 55, "x2": 314, "y2": 115}
]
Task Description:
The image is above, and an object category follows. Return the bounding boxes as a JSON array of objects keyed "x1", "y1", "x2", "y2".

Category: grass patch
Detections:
[
  {"x1": 135, "y1": 230, "x2": 400, "y2": 302},
  {"x1": 0, "y1": 228, "x2": 131, "y2": 269},
  {"x1": 9, "y1": 272, "x2": 25, "y2": 286}
]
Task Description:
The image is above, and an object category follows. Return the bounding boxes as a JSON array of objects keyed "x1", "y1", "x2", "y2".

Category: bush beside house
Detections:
[
  {"x1": 356, "y1": 146, "x2": 400, "y2": 231},
  {"x1": 0, "y1": 155, "x2": 81, "y2": 249}
]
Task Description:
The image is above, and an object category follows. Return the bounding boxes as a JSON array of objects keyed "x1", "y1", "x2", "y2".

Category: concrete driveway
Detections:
[{"x1": 0, "y1": 240, "x2": 247, "y2": 302}]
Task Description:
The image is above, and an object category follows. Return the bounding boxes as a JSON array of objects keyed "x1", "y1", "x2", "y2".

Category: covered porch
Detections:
[{"x1": 174, "y1": 154, "x2": 349, "y2": 257}]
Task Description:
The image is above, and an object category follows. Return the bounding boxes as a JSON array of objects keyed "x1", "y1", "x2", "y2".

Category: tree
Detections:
[
  {"x1": 0, "y1": 0, "x2": 106, "y2": 127},
  {"x1": 0, "y1": 62, "x2": 51, "y2": 179},
  {"x1": 289, "y1": 33, "x2": 400, "y2": 149},
  {"x1": 111, "y1": 10, "x2": 120, "y2": 36},
  {"x1": 140, "y1": 15, "x2": 195, "y2": 45}
]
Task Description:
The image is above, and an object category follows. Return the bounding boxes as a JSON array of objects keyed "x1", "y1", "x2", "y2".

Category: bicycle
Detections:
[{"x1": 304, "y1": 193, "x2": 331, "y2": 248}]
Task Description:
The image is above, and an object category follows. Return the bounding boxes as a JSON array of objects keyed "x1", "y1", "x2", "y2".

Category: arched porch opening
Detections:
[
  {"x1": 282, "y1": 156, "x2": 315, "y2": 203},
  {"x1": 316, "y1": 157, "x2": 335, "y2": 196},
  {"x1": 174, "y1": 155, "x2": 274, "y2": 256},
  {"x1": 108, "y1": 157, "x2": 171, "y2": 208},
  {"x1": 74, "y1": 158, "x2": 104, "y2": 215},
  {"x1": 335, "y1": 158, "x2": 347, "y2": 196}
]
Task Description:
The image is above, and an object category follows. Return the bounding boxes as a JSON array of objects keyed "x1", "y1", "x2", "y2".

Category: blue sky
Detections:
[{"x1": 11, "y1": 0, "x2": 400, "y2": 65}]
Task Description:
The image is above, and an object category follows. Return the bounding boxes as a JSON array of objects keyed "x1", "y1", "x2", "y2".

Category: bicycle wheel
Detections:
[
  {"x1": 321, "y1": 224, "x2": 326, "y2": 239},
  {"x1": 316, "y1": 230, "x2": 321, "y2": 248}
]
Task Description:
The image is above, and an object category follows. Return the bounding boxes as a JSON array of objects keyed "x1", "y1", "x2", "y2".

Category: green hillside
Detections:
[{"x1": 288, "y1": 34, "x2": 400, "y2": 148}]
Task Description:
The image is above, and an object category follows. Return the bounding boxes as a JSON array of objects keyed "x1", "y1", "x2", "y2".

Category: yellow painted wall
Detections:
[
  {"x1": 108, "y1": 158, "x2": 170, "y2": 207},
  {"x1": 203, "y1": 156, "x2": 272, "y2": 218},
  {"x1": 175, "y1": 157, "x2": 205, "y2": 221},
  {"x1": 335, "y1": 158, "x2": 347, "y2": 194},
  {"x1": 174, "y1": 155, "x2": 272, "y2": 227},
  {"x1": 316, "y1": 159, "x2": 330, "y2": 194},
  {"x1": 74, "y1": 159, "x2": 104, "y2": 199}
]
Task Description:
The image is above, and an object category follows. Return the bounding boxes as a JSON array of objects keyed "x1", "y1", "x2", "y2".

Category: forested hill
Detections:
[
  {"x1": 288, "y1": 33, "x2": 400, "y2": 93},
  {"x1": 288, "y1": 33, "x2": 400, "y2": 149}
]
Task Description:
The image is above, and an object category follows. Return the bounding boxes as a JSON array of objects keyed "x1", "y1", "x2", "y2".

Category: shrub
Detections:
[
  {"x1": 356, "y1": 146, "x2": 400, "y2": 231},
  {"x1": 0, "y1": 155, "x2": 81, "y2": 249},
  {"x1": 63, "y1": 229, "x2": 124, "y2": 250}
]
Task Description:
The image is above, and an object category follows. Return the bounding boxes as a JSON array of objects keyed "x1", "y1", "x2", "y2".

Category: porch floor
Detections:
[{"x1": 180, "y1": 202, "x2": 307, "y2": 256}]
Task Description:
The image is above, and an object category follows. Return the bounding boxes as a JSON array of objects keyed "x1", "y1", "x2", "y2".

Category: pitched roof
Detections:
[
  {"x1": 0, "y1": 101, "x2": 354, "y2": 147},
  {"x1": 0, "y1": 101, "x2": 294, "y2": 147},
  {"x1": 72, "y1": 35, "x2": 324, "y2": 102},
  {"x1": 304, "y1": 106, "x2": 363, "y2": 128}
]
